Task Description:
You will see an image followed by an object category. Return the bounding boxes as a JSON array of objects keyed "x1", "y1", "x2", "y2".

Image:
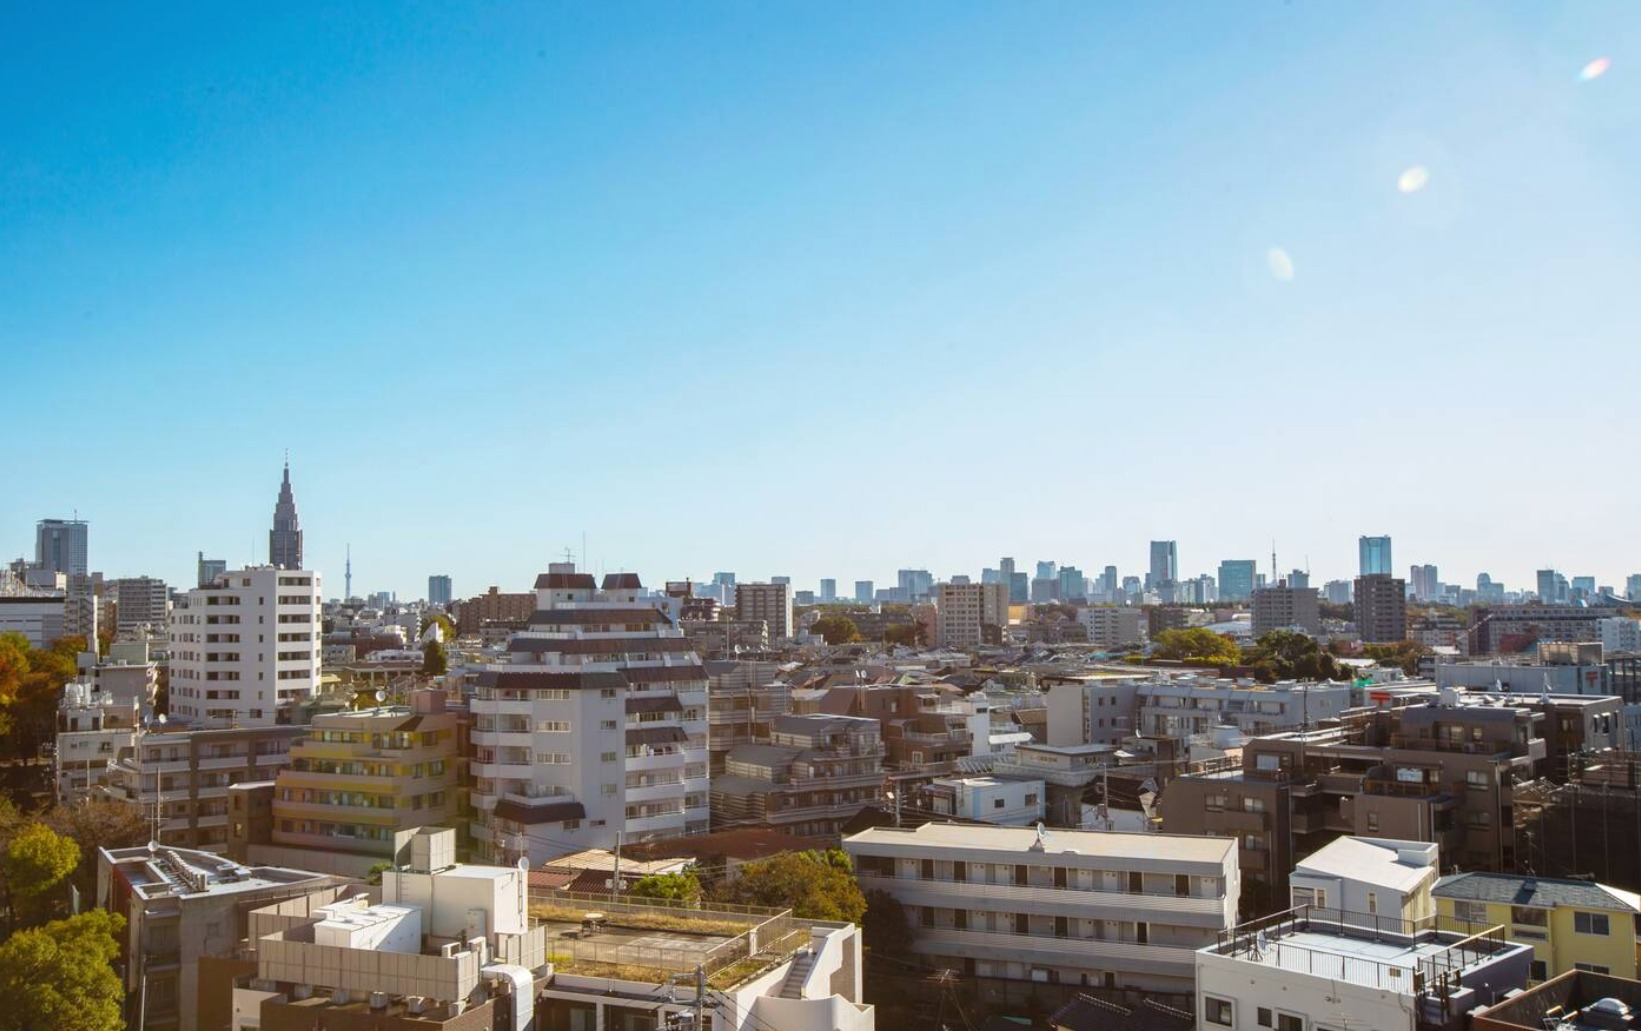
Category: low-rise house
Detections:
[
  {"x1": 1288, "y1": 836, "x2": 1438, "y2": 925},
  {"x1": 1434, "y1": 871, "x2": 1641, "y2": 982}
]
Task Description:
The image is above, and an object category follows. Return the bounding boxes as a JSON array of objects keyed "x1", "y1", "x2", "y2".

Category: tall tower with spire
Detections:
[{"x1": 269, "y1": 459, "x2": 304, "y2": 569}]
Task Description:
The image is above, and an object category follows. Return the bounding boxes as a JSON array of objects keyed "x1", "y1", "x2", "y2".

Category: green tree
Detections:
[
  {"x1": 1242, "y1": 630, "x2": 1352, "y2": 683},
  {"x1": 43, "y1": 801, "x2": 149, "y2": 907},
  {"x1": 1362, "y1": 640, "x2": 1431, "y2": 676},
  {"x1": 810, "y1": 615, "x2": 861, "y2": 646},
  {"x1": 421, "y1": 640, "x2": 449, "y2": 676},
  {"x1": 419, "y1": 613, "x2": 457, "y2": 644},
  {"x1": 629, "y1": 868, "x2": 703, "y2": 905},
  {"x1": 1150, "y1": 628, "x2": 1241, "y2": 666},
  {"x1": 4, "y1": 823, "x2": 80, "y2": 929},
  {"x1": 713, "y1": 850, "x2": 866, "y2": 923},
  {"x1": 0, "y1": 909, "x2": 126, "y2": 1031},
  {"x1": 882, "y1": 623, "x2": 927, "y2": 648},
  {"x1": 861, "y1": 889, "x2": 913, "y2": 955},
  {"x1": 365, "y1": 862, "x2": 393, "y2": 886}
]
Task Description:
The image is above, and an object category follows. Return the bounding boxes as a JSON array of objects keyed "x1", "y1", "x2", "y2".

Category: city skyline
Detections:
[{"x1": 4, "y1": 4, "x2": 1639, "y2": 599}]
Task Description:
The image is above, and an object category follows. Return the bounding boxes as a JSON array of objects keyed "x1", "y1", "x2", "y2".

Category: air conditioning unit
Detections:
[
  {"x1": 406, "y1": 997, "x2": 427, "y2": 1015},
  {"x1": 369, "y1": 992, "x2": 388, "y2": 1010}
]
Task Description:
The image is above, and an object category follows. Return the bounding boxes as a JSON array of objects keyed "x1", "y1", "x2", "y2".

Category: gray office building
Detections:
[{"x1": 36, "y1": 518, "x2": 89, "y2": 577}]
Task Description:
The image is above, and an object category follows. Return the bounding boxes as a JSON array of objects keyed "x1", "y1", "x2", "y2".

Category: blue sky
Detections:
[{"x1": 3, "y1": 2, "x2": 1638, "y2": 600}]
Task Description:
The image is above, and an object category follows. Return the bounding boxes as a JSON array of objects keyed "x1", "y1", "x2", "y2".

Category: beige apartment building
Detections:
[{"x1": 935, "y1": 581, "x2": 1009, "y2": 648}]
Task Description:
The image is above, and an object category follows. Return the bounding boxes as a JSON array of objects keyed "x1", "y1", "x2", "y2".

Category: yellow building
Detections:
[
  {"x1": 1434, "y1": 871, "x2": 1641, "y2": 982},
  {"x1": 273, "y1": 689, "x2": 459, "y2": 857}
]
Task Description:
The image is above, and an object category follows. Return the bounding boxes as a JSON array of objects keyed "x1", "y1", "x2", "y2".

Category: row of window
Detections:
[{"x1": 1205, "y1": 999, "x2": 1302, "y2": 1031}]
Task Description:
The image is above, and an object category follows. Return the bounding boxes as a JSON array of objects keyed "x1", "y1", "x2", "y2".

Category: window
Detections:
[
  {"x1": 1129, "y1": 871, "x2": 1143, "y2": 893},
  {"x1": 1366, "y1": 892, "x2": 1378, "y2": 915},
  {"x1": 1466, "y1": 770, "x2": 1491, "y2": 790},
  {"x1": 1024, "y1": 792, "x2": 1038, "y2": 805},
  {"x1": 1575, "y1": 963, "x2": 1612, "y2": 974},
  {"x1": 1257, "y1": 1007, "x2": 1273, "y2": 1028},
  {"x1": 1511, "y1": 906, "x2": 1548, "y2": 927},
  {"x1": 600, "y1": 720, "x2": 618, "y2": 731},
  {"x1": 1276, "y1": 1014, "x2": 1304, "y2": 1031},
  {"x1": 953, "y1": 861, "x2": 966, "y2": 882},
  {"x1": 1176, "y1": 874, "x2": 1191, "y2": 897},
  {"x1": 1366, "y1": 812, "x2": 1379, "y2": 832},
  {"x1": 1135, "y1": 922, "x2": 1148, "y2": 944},
  {"x1": 1205, "y1": 793, "x2": 1227, "y2": 811},
  {"x1": 1452, "y1": 900, "x2": 1488, "y2": 925},
  {"x1": 1529, "y1": 960, "x2": 1548, "y2": 981},
  {"x1": 1242, "y1": 796, "x2": 1265, "y2": 813},
  {"x1": 1204, "y1": 997, "x2": 1233, "y2": 1026},
  {"x1": 601, "y1": 751, "x2": 618, "y2": 763},
  {"x1": 1574, "y1": 912, "x2": 1611, "y2": 935},
  {"x1": 994, "y1": 798, "x2": 1006, "y2": 809},
  {"x1": 1292, "y1": 886, "x2": 1327, "y2": 910}
]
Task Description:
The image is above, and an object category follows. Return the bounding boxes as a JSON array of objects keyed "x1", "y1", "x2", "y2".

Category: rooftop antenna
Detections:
[
  {"x1": 345, "y1": 544, "x2": 353, "y2": 601},
  {"x1": 1271, "y1": 540, "x2": 1278, "y2": 584}
]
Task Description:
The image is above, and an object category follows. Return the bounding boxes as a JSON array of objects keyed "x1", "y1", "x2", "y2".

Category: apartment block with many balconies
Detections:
[
  {"x1": 844, "y1": 823, "x2": 1238, "y2": 1007},
  {"x1": 167, "y1": 566, "x2": 321, "y2": 727},
  {"x1": 468, "y1": 565, "x2": 709, "y2": 864},
  {"x1": 711, "y1": 713, "x2": 883, "y2": 837},
  {"x1": 269, "y1": 689, "x2": 459, "y2": 859}
]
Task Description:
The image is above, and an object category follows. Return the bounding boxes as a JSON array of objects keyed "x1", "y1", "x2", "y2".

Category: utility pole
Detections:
[
  {"x1": 693, "y1": 963, "x2": 705, "y2": 1031},
  {"x1": 612, "y1": 831, "x2": 622, "y2": 900}
]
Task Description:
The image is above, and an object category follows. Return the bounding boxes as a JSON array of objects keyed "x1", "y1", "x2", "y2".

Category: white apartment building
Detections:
[
  {"x1": 1042, "y1": 674, "x2": 1143, "y2": 747},
  {"x1": 114, "y1": 575, "x2": 170, "y2": 632},
  {"x1": 1196, "y1": 908, "x2": 1531, "y2": 1031},
  {"x1": 735, "y1": 581, "x2": 794, "y2": 640},
  {"x1": 935, "y1": 581, "x2": 1009, "y2": 648},
  {"x1": 469, "y1": 565, "x2": 710, "y2": 864},
  {"x1": 168, "y1": 567, "x2": 322, "y2": 727},
  {"x1": 55, "y1": 678, "x2": 146, "y2": 802},
  {"x1": 1289, "y1": 836, "x2": 1439, "y2": 925},
  {"x1": 845, "y1": 823, "x2": 1239, "y2": 997},
  {"x1": 1136, "y1": 678, "x2": 1352, "y2": 742},
  {"x1": 1076, "y1": 606, "x2": 1144, "y2": 649},
  {"x1": 1600, "y1": 617, "x2": 1641, "y2": 654}
]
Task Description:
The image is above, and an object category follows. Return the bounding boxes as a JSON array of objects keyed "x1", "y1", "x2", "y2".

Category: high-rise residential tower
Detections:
[
  {"x1": 167, "y1": 566, "x2": 322, "y2": 726},
  {"x1": 1359, "y1": 535, "x2": 1393, "y2": 577},
  {"x1": 269, "y1": 461, "x2": 303, "y2": 570},
  {"x1": 428, "y1": 574, "x2": 453, "y2": 606},
  {"x1": 35, "y1": 518, "x2": 89, "y2": 576}
]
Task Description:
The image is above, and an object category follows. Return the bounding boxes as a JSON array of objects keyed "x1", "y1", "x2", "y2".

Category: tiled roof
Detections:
[
  {"x1": 528, "y1": 609, "x2": 669, "y2": 626},
  {"x1": 626, "y1": 726, "x2": 688, "y2": 746},
  {"x1": 602, "y1": 573, "x2": 644, "y2": 590},
  {"x1": 476, "y1": 670, "x2": 628, "y2": 691},
  {"x1": 1050, "y1": 995, "x2": 1192, "y2": 1031},
  {"x1": 625, "y1": 695, "x2": 683, "y2": 715},
  {"x1": 1434, "y1": 872, "x2": 1641, "y2": 913},
  {"x1": 535, "y1": 572, "x2": 597, "y2": 590}
]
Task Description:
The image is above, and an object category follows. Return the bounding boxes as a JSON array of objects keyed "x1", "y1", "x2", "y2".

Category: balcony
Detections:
[
  {"x1": 1213, "y1": 810, "x2": 1269, "y2": 834},
  {"x1": 854, "y1": 874, "x2": 1227, "y2": 926},
  {"x1": 913, "y1": 927, "x2": 1195, "y2": 979}
]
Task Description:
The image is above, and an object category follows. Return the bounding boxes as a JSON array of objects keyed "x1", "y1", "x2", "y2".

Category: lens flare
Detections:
[
  {"x1": 1580, "y1": 57, "x2": 1611, "y2": 82},
  {"x1": 1266, "y1": 248, "x2": 1295, "y2": 282},
  {"x1": 1397, "y1": 166, "x2": 1430, "y2": 194}
]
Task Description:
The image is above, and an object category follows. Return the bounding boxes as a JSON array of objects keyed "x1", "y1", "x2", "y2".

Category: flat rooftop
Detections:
[
  {"x1": 846, "y1": 822, "x2": 1235, "y2": 863},
  {"x1": 107, "y1": 845, "x2": 328, "y2": 900}
]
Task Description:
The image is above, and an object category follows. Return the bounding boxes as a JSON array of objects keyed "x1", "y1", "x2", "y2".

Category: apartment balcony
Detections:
[
  {"x1": 1210, "y1": 810, "x2": 1269, "y2": 834},
  {"x1": 473, "y1": 697, "x2": 538, "y2": 716},
  {"x1": 472, "y1": 731, "x2": 533, "y2": 751},
  {"x1": 855, "y1": 874, "x2": 1228, "y2": 927},
  {"x1": 626, "y1": 750, "x2": 687, "y2": 773},
  {"x1": 624, "y1": 809, "x2": 687, "y2": 836},
  {"x1": 274, "y1": 799, "x2": 398, "y2": 823},
  {"x1": 470, "y1": 791, "x2": 497, "y2": 812},
  {"x1": 626, "y1": 779, "x2": 685, "y2": 804},
  {"x1": 913, "y1": 927, "x2": 1195, "y2": 980},
  {"x1": 470, "y1": 761, "x2": 534, "y2": 781}
]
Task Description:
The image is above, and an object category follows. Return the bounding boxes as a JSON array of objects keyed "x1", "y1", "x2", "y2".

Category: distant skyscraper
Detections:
[
  {"x1": 197, "y1": 551, "x2": 226, "y2": 588},
  {"x1": 1036, "y1": 561, "x2": 1057, "y2": 581},
  {"x1": 854, "y1": 580, "x2": 874, "y2": 603},
  {"x1": 428, "y1": 575, "x2": 453, "y2": 606},
  {"x1": 771, "y1": 576, "x2": 791, "y2": 586},
  {"x1": 897, "y1": 569, "x2": 934, "y2": 602},
  {"x1": 1217, "y1": 560, "x2": 1257, "y2": 602},
  {"x1": 1101, "y1": 566, "x2": 1118, "y2": 601},
  {"x1": 269, "y1": 461, "x2": 303, "y2": 570},
  {"x1": 1536, "y1": 569, "x2": 1567, "y2": 604},
  {"x1": 1287, "y1": 569, "x2": 1310, "y2": 590},
  {"x1": 35, "y1": 518, "x2": 88, "y2": 576},
  {"x1": 1358, "y1": 536, "x2": 1392, "y2": 577},
  {"x1": 819, "y1": 578, "x2": 837, "y2": 604},
  {"x1": 1627, "y1": 574, "x2": 1641, "y2": 602},
  {"x1": 1571, "y1": 576, "x2": 1596, "y2": 601},
  {"x1": 1148, "y1": 541, "x2": 1177, "y2": 590},
  {"x1": 1410, "y1": 564, "x2": 1440, "y2": 601},
  {"x1": 1008, "y1": 572, "x2": 1029, "y2": 605},
  {"x1": 1057, "y1": 566, "x2": 1085, "y2": 601}
]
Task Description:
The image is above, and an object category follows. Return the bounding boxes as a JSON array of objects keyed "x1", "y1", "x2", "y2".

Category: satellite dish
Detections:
[
  {"x1": 147, "y1": 840, "x2": 158, "y2": 854},
  {"x1": 157, "y1": 714, "x2": 167, "y2": 725},
  {"x1": 516, "y1": 857, "x2": 530, "y2": 872},
  {"x1": 375, "y1": 690, "x2": 386, "y2": 704}
]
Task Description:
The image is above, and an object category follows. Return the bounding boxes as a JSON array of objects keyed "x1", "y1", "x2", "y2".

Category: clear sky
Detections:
[{"x1": 3, "y1": 2, "x2": 1638, "y2": 600}]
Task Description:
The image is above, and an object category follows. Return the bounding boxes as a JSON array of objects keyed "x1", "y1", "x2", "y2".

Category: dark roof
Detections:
[
  {"x1": 625, "y1": 695, "x2": 683, "y2": 715},
  {"x1": 534, "y1": 572, "x2": 597, "y2": 590},
  {"x1": 476, "y1": 670, "x2": 628, "y2": 692},
  {"x1": 622, "y1": 664, "x2": 709, "y2": 685},
  {"x1": 626, "y1": 726, "x2": 689, "y2": 746},
  {"x1": 508, "y1": 637, "x2": 695, "y2": 656},
  {"x1": 493, "y1": 799, "x2": 586, "y2": 826},
  {"x1": 602, "y1": 573, "x2": 643, "y2": 590},
  {"x1": 1050, "y1": 995, "x2": 1193, "y2": 1031},
  {"x1": 1433, "y1": 872, "x2": 1641, "y2": 912},
  {"x1": 528, "y1": 608, "x2": 670, "y2": 627},
  {"x1": 727, "y1": 743, "x2": 802, "y2": 767}
]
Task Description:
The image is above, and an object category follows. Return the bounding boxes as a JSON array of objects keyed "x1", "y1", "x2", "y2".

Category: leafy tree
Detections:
[
  {"x1": 1242, "y1": 630, "x2": 1352, "y2": 683},
  {"x1": 4, "y1": 823, "x2": 80, "y2": 929},
  {"x1": 861, "y1": 889, "x2": 913, "y2": 955},
  {"x1": 882, "y1": 623, "x2": 926, "y2": 648},
  {"x1": 629, "y1": 868, "x2": 703, "y2": 904},
  {"x1": 1150, "y1": 628, "x2": 1241, "y2": 666},
  {"x1": 420, "y1": 640, "x2": 449, "y2": 676},
  {"x1": 43, "y1": 801, "x2": 149, "y2": 907},
  {"x1": 365, "y1": 862, "x2": 393, "y2": 886},
  {"x1": 0, "y1": 909, "x2": 126, "y2": 1031},
  {"x1": 419, "y1": 613, "x2": 457, "y2": 643},
  {"x1": 1363, "y1": 640, "x2": 1431, "y2": 676},
  {"x1": 810, "y1": 615, "x2": 861, "y2": 646},
  {"x1": 0, "y1": 633, "x2": 29, "y2": 710},
  {"x1": 712, "y1": 849, "x2": 866, "y2": 924}
]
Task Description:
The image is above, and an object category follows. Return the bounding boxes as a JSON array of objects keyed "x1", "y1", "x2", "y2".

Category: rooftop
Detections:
[
  {"x1": 1434, "y1": 872, "x2": 1641, "y2": 913},
  {"x1": 1294, "y1": 836, "x2": 1438, "y2": 894},
  {"x1": 846, "y1": 822, "x2": 1235, "y2": 863},
  {"x1": 105, "y1": 844, "x2": 329, "y2": 901}
]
